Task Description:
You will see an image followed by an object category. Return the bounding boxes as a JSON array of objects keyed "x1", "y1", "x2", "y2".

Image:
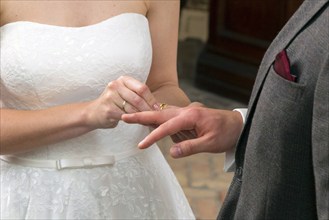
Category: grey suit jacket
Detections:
[{"x1": 218, "y1": 1, "x2": 329, "y2": 219}]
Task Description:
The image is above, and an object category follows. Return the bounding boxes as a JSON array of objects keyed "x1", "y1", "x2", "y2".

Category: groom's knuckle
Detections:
[
  {"x1": 180, "y1": 109, "x2": 198, "y2": 127},
  {"x1": 166, "y1": 119, "x2": 175, "y2": 127},
  {"x1": 185, "y1": 107, "x2": 200, "y2": 119}
]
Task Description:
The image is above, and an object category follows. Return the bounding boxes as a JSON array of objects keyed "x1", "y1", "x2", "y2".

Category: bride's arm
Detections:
[
  {"x1": 145, "y1": 1, "x2": 190, "y2": 107},
  {"x1": 0, "y1": 104, "x2": 93, "y2": 155},
  {"x1": 1, "y1": 76, "x2": 158, "y2": 155}
]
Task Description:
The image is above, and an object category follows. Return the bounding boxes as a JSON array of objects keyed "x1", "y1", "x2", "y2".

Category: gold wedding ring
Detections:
[
  {"x1": 122, "y1": 100, "x2": 127, "y2": 111},
  {"x1": 160, "y1": 103, "x2": 168, "y2": 110}
]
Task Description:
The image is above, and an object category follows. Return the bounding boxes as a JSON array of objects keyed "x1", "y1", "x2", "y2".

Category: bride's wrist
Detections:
[{"x1": 79, "y1": 101, "x2": 100, "y2": 130}]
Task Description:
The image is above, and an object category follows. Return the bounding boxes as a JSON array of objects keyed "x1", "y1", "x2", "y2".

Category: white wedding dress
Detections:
[{"x1": 0, "y1": 13, "x2": 195, "y2": 219}]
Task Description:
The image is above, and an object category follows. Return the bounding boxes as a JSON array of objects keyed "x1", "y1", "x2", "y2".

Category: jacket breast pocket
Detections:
[
  {"x1": 252, "y1": 64, "x2": 307, "y2": 128},
  {"x1": 262, "y1": 64, "x2": 306, "y2": 104}
]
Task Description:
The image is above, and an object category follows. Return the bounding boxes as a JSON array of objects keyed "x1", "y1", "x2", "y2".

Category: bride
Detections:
[{"x1": 0, "y1": 1, "x2": 195, "y2": 219}]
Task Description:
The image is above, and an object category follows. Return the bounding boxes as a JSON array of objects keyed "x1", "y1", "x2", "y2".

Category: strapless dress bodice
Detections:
[{"x1": 0, "y1": 13, "x2": 153, "y2": 159}]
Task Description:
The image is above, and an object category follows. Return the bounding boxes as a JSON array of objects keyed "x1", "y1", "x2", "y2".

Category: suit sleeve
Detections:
[{"x1": 312, "y1": 53, "x2": 329, "y2": 220}]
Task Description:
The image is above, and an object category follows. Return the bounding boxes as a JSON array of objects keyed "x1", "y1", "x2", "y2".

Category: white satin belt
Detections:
[{"x1": 0, "y1": 148, "x2": 142, "y2": 170}]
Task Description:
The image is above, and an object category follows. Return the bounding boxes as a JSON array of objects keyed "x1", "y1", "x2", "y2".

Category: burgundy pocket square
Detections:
[{"x1": 274, "y1": 50, "x2": 296, "y2": 82}]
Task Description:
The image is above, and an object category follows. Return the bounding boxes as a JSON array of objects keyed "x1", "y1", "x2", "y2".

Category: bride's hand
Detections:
[{"x1": 85, "y1": 76, "x2": 159, "y2": 129}]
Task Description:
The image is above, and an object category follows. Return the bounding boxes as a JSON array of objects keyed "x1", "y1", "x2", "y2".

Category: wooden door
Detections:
[{"x1": 196, "y1": 0, "x2": 303, "y2": 103}]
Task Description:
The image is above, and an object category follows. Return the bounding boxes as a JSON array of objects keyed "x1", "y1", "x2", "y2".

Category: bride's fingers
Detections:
[
  {"x1": 107, "y1": 90, "x2": 127, "y2": 113},
  {"x1": 103, "y1": 84, "x2": 137, "y2": 114},
  {"x1": 108, "y1": 92, "x2": 138, "y2": 114},
  {"x1": 117, "y1": 85, "x2": 154, "y2": 112},
  {"x1": 121, "y1": 101, "x2": 138, "y2": 114},
  {"x1": 120, "y1": 76, "x2": 158, "y2": 111}
]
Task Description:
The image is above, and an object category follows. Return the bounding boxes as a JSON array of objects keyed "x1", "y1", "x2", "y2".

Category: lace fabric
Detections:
[{"x1": 0, "y1": 13, "x2": 195, "y2": 219}]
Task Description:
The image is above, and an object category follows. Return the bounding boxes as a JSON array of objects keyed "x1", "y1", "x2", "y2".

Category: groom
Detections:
[{"x1": 123, "y1": 0, "x2": 329, "y2": 219}]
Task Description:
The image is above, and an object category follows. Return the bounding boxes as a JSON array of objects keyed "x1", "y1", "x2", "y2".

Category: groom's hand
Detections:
[{"x1": 122, "y1": 104, "x2": 243, "y2": 158}]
